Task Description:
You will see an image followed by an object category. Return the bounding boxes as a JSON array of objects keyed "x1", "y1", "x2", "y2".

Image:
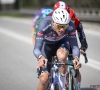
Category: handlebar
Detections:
[
  {"x1": 82, "y1": 53, "x2": 88, "y2": 63},
  {"x1": 47, "y1": 62, "x2": 74, "y2": 66},
  {"x1": 80, "y1": 50, "x2": 88, "y2": 63},
  {"x1": 38, "y1": 60, "x2": 78, "y2": 78}
]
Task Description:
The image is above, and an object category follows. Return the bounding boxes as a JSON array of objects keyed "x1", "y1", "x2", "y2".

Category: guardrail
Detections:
[
  {"x1": 0, "y1": 8, "x2": 100, "y2": 22},
  {"x1": 19, "y1": 8, "x2": 100, "y2": 22},
  {"x1": 73, "y1": 8, "x2": 100, "y2": 22}
]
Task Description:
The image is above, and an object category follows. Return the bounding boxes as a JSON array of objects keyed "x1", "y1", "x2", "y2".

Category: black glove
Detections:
[{"x1": 80, "y1": 46, "x2": 87, "y2": 52}]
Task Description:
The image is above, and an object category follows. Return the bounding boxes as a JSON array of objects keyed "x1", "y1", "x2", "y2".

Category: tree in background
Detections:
[{"x1": 13, "y1": 0, "x2": 100, "y2": 9}]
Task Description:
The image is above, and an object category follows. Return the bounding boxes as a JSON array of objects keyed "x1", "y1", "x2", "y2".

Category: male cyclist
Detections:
[
  {"x1": 33, "y1": 9, "x2": 53, "y2": 45},
  {"x1": 31, "y1": 8, "x2": 46, "y2": 44},
  {"x1": 53, "y1": 1, "x2": 88, "y2": 53},
  {"x1": 69, "y1": 8, "x2": 88, "y2": 53},
  {"x1": 33, "y1": 8, "x2": 81, "y2": 90},
  {"x1": 53, "y1": 1, "x2": 88, "y2": 90}
]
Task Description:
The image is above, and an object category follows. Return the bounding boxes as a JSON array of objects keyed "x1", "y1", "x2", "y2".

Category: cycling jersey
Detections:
[
  {"x1": 34, "y1": 16, "x2": 43, "y2": 36},
  {"x1": 33, "y1": 16, "x2": 80, "y2": 59},
  {"x1": 32, "y1": 12, "x2": 42, "y2": 27},
  {"x1": 74, "y1": 17, "x2": 88, "y2": 51},
  {"x1": 66, "y1": 7, "x2": 88, "y2": 51}
]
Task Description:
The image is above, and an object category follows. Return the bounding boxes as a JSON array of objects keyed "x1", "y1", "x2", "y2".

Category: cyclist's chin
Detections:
[{"x1": 57, "y1": 32, "x2": 63, "y2": 36}]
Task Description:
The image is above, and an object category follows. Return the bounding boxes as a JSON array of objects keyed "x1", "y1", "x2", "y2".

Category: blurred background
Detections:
[
  {"x1": 0, "y1": 0, "x2": 100, "y2": 22},
  {"x1": 0, "y1": 0, "x2": 100, "y2": 90}
]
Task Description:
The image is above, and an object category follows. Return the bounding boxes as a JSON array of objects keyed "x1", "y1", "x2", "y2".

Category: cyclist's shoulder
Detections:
[
  {"x1": 33, "y1": 11, "x2": 42, "y2": 18},
  {"x1": 43, "y1": 15, "x2": 52, "y2": 20},
  {"x1": 75, "y1": 17, "x2": 80, "y2": 23},
  {"x1": 69, "y1": 20, "x2": 76, "y2": 28},
  {"x1": 65, "y1": 21, "x2": 76, "y2": 33},
  {"x1": 36, "y1": 16, "x2": 43, "y2": 23},
  {"x1": 47, "y1": 12, "x2": 53, "y2": 16},
  {"x1": 38, "y1": 16, "x2": 52, "y2": 31},
  {"x1": 39, "y1": 16, "x2": 52, "y2": 24}
]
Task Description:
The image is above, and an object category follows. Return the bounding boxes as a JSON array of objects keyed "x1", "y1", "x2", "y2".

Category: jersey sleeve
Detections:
[
  {"x1": 77, "y1": 21, "x2": 88, "y2": 51},
  {"x1": 67, "y1": 21, "x2": 80, "y2": 59},
  {"x1": 69, "y1": 36, "x2": 80, "y2": 59},
  {"x1": 33, "y1": 18, "x2": 47, "y2": 59},
  {"x1": 66, "y1": 21, "x2": 76, "y2": 33}
]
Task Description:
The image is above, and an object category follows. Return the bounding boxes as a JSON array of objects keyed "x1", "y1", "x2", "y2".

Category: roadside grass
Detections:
[{"x1": 0, "y1": 13, "x2": 22, "y2": 18}]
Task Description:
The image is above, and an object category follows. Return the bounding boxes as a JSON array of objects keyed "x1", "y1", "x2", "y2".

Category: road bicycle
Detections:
[{"x1": 37, "y1": 53, "x2": 88, "y2": 90}]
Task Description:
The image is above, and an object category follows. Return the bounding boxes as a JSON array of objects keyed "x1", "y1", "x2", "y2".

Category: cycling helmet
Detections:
[
  {"x1": 42, "y1": 9, "x2": 53, "y2": 18},
  {"x1": 70, "y1": 8, "x2": 76, "y2": 20},
  {"x1": 40, "y1": 7, "x2": 47, "y2": 14},
  {"x1": 52, "y1": 8, "x2": 70, "y2": 24},
  {"x1": 53, "y1": 1, "x2": 68, "y2": 10}
]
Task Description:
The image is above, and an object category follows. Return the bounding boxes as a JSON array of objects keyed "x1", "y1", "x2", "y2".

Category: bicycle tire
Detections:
[
  {"x1": 54, "y1": 82, "x2": 62, "y2": 90},
  {"x1": 71, "y1": 70, "x2": 78, "y2": 90}
]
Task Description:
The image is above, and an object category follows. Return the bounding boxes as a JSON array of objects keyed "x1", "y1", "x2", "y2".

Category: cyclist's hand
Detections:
[
  {"x1": 80, "y1": 46, "x2": 87, "y2": 54},
  {"x1": 80, "y1": 49, "x2": 85, "y2": 54},
  {"x1": 73, "y1": 58, "x2": 81, "y2": 69},
  {"x1": 38, "y1": 56, "x2": 48, "y2": 68}
]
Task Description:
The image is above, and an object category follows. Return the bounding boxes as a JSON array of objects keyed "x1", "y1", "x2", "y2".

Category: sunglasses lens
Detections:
[{"x1": 57, "y1": 24, "x2": 68, "y2": 29}]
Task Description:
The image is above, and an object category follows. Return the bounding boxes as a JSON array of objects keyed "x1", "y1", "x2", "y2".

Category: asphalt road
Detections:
[{"x1": 0, "y1": 17, "x2": 100, "y2": 90}]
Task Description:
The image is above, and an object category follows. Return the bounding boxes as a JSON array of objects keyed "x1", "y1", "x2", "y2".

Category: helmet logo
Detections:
[{"x1": 59, "y1": 2, "x2": 66, "y2": 8}]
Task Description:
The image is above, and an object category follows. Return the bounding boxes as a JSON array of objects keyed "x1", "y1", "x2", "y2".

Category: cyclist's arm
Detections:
[
  {"x1": 33, "y1": 20, "x2": 45, "y2": 59},
  {"x1": 66, "y1": 21, "x2": 76, "y2": 33},
  {"x1": 68, "y1": 21, "x2": 80, "y2": 59},
  {"x1": 77, "y1": 21, "x2": 88, "y2": 51},
  {"x1": 69, "y1": 34, "x2": 80, "y2": 59}
]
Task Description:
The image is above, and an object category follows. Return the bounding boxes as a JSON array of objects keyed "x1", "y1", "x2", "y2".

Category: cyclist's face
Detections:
[{"x1": 52, "y1": 21, "x2": 68, "y2": 36}]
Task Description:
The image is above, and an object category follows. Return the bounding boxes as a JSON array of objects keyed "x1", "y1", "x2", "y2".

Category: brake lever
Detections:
[{"x1": 83, "y1": 53, "x2": 88, "y2": 63}]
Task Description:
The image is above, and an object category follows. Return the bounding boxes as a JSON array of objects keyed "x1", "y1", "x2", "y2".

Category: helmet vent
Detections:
[
  {"x1": 52, "y1": 8, "x2": 70, "y2": 24},
  {"x1": 62, "y1": 11, "x2": 64, "y2": 14},
  {"x1": 56, "y1": 17, "x2": 59, "y2": 20},
  {"x1": 58, "y1": 11, "x2": 60, "y2": 14},
  {"x1": 61, "y1": 18, "x2": 62, "y2": 21},
  {"x1": 55, "y1": 11, "x2": 57, "y2": 14},
  {"x1": 63, "y1": 15, "x2": 65, "y2": 18},
  {"x1": 61, "y1": 5, "x2": 64, "y2": 6}
]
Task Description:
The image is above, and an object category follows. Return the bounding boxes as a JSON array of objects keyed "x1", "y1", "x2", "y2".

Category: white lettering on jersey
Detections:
[
  {"x1": 67, "y1": 26, "x2": 73, "y2": 31},
  {"x1": 42, "y1": 24, "x2": 51, "y2": 31}
]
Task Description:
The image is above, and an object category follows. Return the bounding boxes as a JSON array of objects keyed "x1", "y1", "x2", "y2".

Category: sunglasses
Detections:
[{"x1": 54, "y1": 22, "x2": 69, "y2": 30}]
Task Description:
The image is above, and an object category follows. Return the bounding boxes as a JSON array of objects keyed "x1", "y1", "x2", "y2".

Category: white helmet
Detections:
[{"x1": 52, "y1": 8, "x2": 70, "y2": 24}]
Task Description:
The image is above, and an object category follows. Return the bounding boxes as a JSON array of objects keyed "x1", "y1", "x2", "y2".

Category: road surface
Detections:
[{"x1": 0, "y1": 17, "x2": 100, "y2": 90}]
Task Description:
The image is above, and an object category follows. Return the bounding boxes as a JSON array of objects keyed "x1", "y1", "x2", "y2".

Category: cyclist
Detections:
[
  {"x1": 33, "y1": 8, "x2": 81, "y2": 90},
  {"x1": 31, "y1": 7, "x2": 47, "y2": 44},
  {"x1": 33, "y1": 8, "x2": 53, "y2": 45},
  {"x1": 53, "y1": 1, "x2": 88, "y2": 53},
  {"x1": 69, "y1": 8, "x2": 88, "y2": 53},
  {"x1": 53, "y1": 1, "x2": 88, "y2": 90}
]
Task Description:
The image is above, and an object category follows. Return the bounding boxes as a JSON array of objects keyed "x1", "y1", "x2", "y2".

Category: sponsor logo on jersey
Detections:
[
  {"x1": 67, "y1": 26, "x2": 73, "y2": 31},
  {"x1": 70, "y1": 30, "x2": 76, "y2": 35},
  {"x1": 37, "y1": 31, "x2": 43, "y2": 36},
  {"x1": 36, "y1": 37, "x2": 43, "y2": 40},
  {"x1": 42, "y1": 24, "x2": 51, "y2": 31},
  {"x1": 79, "y1": 22, "x2": 82, "y2": 28}
]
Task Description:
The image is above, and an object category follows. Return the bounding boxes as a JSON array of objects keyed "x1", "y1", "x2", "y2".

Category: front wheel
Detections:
[
  {"x1": 71, "y1": 70, "x2": 78, "y2": 90},
  {"x1": 54, "y1": 82, "x2": 62, "y2": 90}
]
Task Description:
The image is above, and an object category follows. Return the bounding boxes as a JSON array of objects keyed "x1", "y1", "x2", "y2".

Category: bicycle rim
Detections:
[
  {"x1": 68, "y1": 71, "x2": 73, "y2": 90},
  {"x1": 71, "y1": 70, "x2": 78, "y2": 90},
  {"x1": 54, "y1": 82, "x2": 62, "y2": 90}
]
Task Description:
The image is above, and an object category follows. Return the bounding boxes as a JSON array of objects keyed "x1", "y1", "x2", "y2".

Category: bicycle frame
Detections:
[
  {"x1": 48, "y1": 56, "x2": 78, "y2": 90},
  {"x1": 37, "y1": 53, "x2": 88, "y2": 90},
  {"x1": 67, "y1": 59, "x2": 78, "y2": 90}
]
